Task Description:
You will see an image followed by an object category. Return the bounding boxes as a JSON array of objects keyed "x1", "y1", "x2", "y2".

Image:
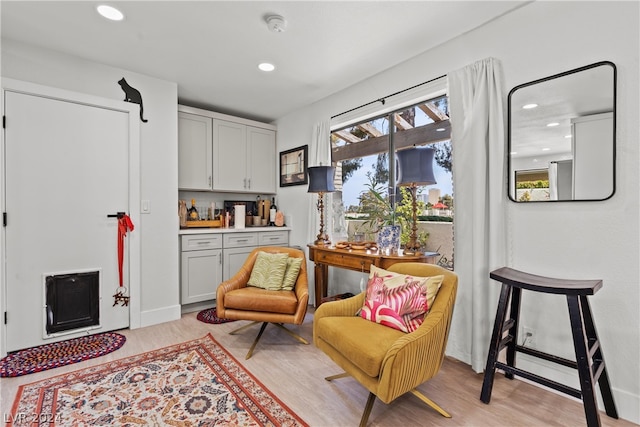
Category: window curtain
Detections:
[
  {"x1": 308, "y1": 120, "x2": 332, "y2": 304},
  {"x1": 548, "y1": 161, "x2": 559, "y2": 200},
  {"x1": 447, "y1": 57, "x2": 508, "y2": 372}
]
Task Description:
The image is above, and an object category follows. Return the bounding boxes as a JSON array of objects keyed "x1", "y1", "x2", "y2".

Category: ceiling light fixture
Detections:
[
  {"x1": 522, "y1": 103, "x2": 538, "y2": 109},
  {"x1": 97, "y1": 5, "x2": 124, "y2": 21},
  {"x1": 265, "y1": 15, "x2": 287, "y2": 33},
  {"x1": 258, "y1": 62, "x2": 275, "y2": 72},
  {"x1": 547, "y1": 122, "x2": 560, "y2": 127}
]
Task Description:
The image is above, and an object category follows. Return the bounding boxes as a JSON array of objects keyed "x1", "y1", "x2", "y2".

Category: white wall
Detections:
[
  {"x1": 1, "y1": 40, "x2": 181, "y2": 328},
  {"x1": 275, "y1": 2, "x2": 639, "y2": 422}
]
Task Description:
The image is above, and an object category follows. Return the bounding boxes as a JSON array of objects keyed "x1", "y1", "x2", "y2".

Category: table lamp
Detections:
[
  {"x1": 308, "y1": 165, "x2": 335, "y2": 246},
  {"x1": 396, "y1": 147, "x2": 436, "y2": 254}
]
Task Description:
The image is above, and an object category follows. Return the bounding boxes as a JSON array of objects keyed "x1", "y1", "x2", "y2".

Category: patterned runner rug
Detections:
[
  {"x1": 197, "y1": 307, "x2": 237, "y2": 324},
  {"x1": 0, "y1": 332, "x2": 126, "y2": 378},
  {"x1": 8, "y1": 334, "x2": 308, "y2": 426}
]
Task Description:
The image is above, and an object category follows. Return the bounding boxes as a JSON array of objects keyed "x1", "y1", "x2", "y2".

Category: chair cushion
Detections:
[
  {"x1": 224, "y1": 287, "x2": 298, "y2": 315},
  {"x1": 247, "y1": 252, "x2": 289, "y2": 290},
  {"x1": 281, "y1": 256, "x2": 303, "y2": 291},
  {"x1": 360, "y1": 265, "x2": 444, "y2": 332},
  {"x1": 315, "y1": 316, "x2": 404, "y2": 377}
]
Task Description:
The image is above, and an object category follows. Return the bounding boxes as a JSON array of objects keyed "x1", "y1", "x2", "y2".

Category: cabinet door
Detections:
[
  {"x1": 178, "y1": 112, "x2": 213, "y2": 190},
  {"x1": 181, "y1": 249, "x2": 222, "y2": 304},
  {"x1": 213, "y1": 119, "x2": 247, "y2": 192},
  {"x1": 223, "y1": 247, "x2": 254, "y2": 282},
  {"x1": 247, "y1": 126, "x2": 276, "y2": 193}
]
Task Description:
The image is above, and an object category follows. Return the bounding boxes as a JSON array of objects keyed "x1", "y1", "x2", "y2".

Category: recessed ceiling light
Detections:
[
  {"x1": 565, "y1": 134, "x2": 572, "y2": 138},
  {"x1": 436, "y1": 128, "x2": 446, "y2": 132},
  {"x1": 547, "y1": 122, "x2": 559, "y2": 127},
  {"x1": 97, "y1": 5, "x2": 124, "y2": 21},
  {"x1": 542, "y1": 147, "x2": 551, "y2": 151},
  {"x1": 522, "y1": 103, "x2": 538, "y2": 109},
  {"x1": 258, "y1": 63, "x2": 275, "y2": 72}
]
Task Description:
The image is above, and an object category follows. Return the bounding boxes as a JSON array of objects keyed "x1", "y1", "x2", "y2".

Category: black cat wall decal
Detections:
[{"x1": 118, "y1": 78, "x2": 148, "y2": 123}]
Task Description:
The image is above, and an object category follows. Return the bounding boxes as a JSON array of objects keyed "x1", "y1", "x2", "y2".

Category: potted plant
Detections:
[{"x1": 360, "y1": 174, "x2": 401, "y2": 252}]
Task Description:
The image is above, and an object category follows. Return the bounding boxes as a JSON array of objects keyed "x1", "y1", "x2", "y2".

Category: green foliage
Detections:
[
  {"x1": 516, "y1": 180, "x2": 549, "y2": 189},
  {"x1": 341, "y1": 158, "x2": 362, "y2": 184}
]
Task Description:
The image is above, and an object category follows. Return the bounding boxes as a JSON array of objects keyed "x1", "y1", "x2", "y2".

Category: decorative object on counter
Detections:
[
  {"x1": 269, "y1": 197, "x2": 277, "y2": 225},
  {"x1": 178, "y1": 199, "x2": 187, "y2": 228},
  {"x1": 396, "y1": 146, "x2": 437, "y2": 254},
  {"x1": 118, "y1": 77, "x2": 148, "y2": 123},
  {"x1": 234, "y1": 204, "x2": 246, "y2": 229},
  {"x1": 275, "y1": 211, "x2": 285, "y2": 226},
  {"x1": 280, "y1": 145, "x2": 309, "y2": 187},
  {"x1": 308, "y1": 165, "x2": 335, "y2": 245},
  {"x1": 187, "y1": 198, "x2": 199, "y2": 220},
  {"x1": 263, "y1": 198, "x2": 271, "y2": 222}
]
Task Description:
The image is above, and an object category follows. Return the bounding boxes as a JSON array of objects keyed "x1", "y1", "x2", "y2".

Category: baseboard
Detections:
[{"x1": 138, "y1": 304, "x2": 181, "y2": 328}]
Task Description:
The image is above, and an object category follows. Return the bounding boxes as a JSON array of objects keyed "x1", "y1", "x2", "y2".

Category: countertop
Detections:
[{"x1": 179, "y1": 226, "x2": 291, "y2": 235}]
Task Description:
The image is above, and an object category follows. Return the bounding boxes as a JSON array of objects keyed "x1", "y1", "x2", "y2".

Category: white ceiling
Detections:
[{"x1": 1, "y1": 1, "x2": 528, "y2": 123}]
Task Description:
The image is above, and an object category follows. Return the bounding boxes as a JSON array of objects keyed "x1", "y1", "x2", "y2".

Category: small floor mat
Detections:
[
  {"x1": 0, "y1": 332, "x2": 126, "y2": 377},
  {"x1": 197, "y1": 307, "x2": 237, "y2": 324}
]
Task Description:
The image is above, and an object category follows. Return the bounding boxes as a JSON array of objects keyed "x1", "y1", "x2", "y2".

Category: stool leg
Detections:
[
  {"x1": 580, "y1": 295, "x2": 618, "y2": 419},
  {"x1": 480, "y1": 282, "x2": 512, "y2": 403},
  {"x1": 567, "y1": 295, "x2": 601, "y2": 427},
  {"x1": 505, "y1": 287, "x2": 522, "y2": 380}
]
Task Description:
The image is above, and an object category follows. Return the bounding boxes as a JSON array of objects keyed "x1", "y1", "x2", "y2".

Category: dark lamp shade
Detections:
[
  {"x1": 396, "y1": 147, "x2": 437, "y2": 186},
  {"x1": 308, "y1": 166, "x2": 336, "y2": 193}
]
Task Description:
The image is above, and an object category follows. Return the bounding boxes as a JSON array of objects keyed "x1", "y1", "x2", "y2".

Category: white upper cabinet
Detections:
[
  {"x1": 178, "y1": 105, "x2": 276, "y2": 194},
  {"x1": 247, "y1": 126, "x2": 277, "y2": 193},
  {"x1": 178, "y1": 112, "x2": 213, "y2": 190}
]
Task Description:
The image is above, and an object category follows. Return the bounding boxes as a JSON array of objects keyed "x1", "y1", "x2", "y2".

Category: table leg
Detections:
[{"x1": 314, "y1": 263, "x2": 328, "y2": 308}]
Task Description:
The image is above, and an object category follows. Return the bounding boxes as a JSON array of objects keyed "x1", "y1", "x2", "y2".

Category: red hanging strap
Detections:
[{"x1": 117, "y1": 214, "x2": 134, "y2": 287}]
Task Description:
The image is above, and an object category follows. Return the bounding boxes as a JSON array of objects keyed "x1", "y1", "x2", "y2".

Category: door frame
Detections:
[{"x1": 0, "y1": 78, "x2": 141, "y2": 357}]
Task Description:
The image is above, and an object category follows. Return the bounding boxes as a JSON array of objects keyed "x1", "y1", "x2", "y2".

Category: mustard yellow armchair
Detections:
[
  {"x1": 217, "y1": 246, "x2": 309, "y2": 359},
  {"x1": 313, "y1": 263, "x2": 458, "y2": 426}
]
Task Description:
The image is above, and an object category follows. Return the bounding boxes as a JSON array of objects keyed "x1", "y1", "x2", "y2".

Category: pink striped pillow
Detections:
[{"x1": 360, "y1": 266, "x2": 443, "y2": 333}]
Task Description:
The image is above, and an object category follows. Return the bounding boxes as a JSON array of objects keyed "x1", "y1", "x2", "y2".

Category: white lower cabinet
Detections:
[
  {"x1": 180, "y1": 229, "x2": 290, "y2": 304},
  {"x1": 181, "y1": 235, "x2": 223, "y2": 304}
]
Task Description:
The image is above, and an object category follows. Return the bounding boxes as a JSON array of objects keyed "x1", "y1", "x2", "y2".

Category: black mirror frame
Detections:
[{"x1": 507, "y1": 61, "x2": 617, "y2": 203}]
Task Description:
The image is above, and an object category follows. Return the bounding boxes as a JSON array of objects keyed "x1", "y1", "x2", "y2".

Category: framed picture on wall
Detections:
[{"x1": 280, "y1": 145, "x2": 308, "y2": 187}]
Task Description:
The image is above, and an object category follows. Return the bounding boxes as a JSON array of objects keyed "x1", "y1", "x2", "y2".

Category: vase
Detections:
[{"x1": 376, "y1": 225, "x2": 401, "y2": 254}]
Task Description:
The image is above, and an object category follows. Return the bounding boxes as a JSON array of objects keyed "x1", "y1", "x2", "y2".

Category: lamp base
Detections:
[{"x1": 314, "y1": 235, "x2": 331, "y2": 246}]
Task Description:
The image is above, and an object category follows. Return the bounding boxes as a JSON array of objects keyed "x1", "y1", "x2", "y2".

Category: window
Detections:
[{"x1": 330, "y1": 95, "x2": 454, "y2": 267}]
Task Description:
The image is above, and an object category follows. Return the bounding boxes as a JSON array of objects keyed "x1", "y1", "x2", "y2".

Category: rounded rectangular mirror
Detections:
[{"x1": 508, "y1": 61, "x2": 616, "y2": 202}]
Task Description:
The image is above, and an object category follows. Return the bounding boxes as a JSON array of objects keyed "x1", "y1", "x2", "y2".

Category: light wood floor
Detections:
[{"x1": 1, "y1": 308, "x2": 636, "y2": 427}]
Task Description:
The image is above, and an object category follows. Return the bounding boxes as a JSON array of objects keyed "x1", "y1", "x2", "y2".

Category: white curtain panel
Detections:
[
  {"x1": 308, "y1": 120, "x2": 332, "y2": 304},
  {"x1": 548, "y1": 161, "x2": 559, "y2": 200},
  {"x1": 447, "y1": 57, "x2": 508, "y2": 372}
]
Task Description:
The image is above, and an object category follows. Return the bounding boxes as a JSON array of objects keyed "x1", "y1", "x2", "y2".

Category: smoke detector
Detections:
[{"x1": 266, "y1": 15, "x2": 287, "y2": 33}]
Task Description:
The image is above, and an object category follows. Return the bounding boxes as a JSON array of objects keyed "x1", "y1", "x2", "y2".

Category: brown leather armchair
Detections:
[
  {"x1": 314, "y1": 263, "x2": 458, "y2": 426},
  {"x1": 217, "y1": 246, "x2": 309, "y2": 359}
]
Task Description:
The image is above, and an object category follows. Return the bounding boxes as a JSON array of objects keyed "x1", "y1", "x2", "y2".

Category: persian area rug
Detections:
[
  {"x1": 0, "y1": 332, "x2": 126, "y2": 378},
  {"x1": 197, "y1": 307, "x2": 237, "y2": 324},
  {"x1": 8, "y1": 334, "x2": 308, "y2": 427}
]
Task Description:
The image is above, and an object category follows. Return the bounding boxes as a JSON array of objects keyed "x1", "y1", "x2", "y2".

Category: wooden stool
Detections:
[{"x1": 480, "y1": 267, "x2": 618, "y2": 427}]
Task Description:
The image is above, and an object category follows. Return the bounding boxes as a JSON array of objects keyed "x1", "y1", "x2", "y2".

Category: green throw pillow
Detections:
[
  {"x1": 281, "y1": 257, "x2": 303, "y2": 291},
  {"x1": 247, "y1": 252, "x2": 289, "y2": 290}
]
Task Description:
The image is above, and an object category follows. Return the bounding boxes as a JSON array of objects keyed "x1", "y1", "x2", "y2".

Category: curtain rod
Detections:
[{"x1": 330, "y1": 73, "x2": 447, "y2": 120}]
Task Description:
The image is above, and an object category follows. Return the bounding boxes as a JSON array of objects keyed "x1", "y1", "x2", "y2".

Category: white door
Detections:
[{"x1": 4, "y1": 90, "x2": 133, "y2": 351}]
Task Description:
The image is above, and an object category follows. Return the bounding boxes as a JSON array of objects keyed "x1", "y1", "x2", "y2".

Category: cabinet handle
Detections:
[
  {"x1": 196, "y1": 241, "x2": 209, "y2": 245},
  {"x1": 209, "y1": 176, "x2": 212, "y2": 187},
  {"x1": 247, "y1": 178, "x2": 251, "y2": 188},
  {"x1": 235, "y1": 239, "x2": 249, "y2": 243},
  {"x1": 243, "y1": 178, "x2": 247, "y2": 189}
]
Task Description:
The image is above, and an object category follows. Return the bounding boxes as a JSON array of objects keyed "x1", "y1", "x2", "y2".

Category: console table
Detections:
[{"x1": 307, "y1": 244, "x2": 438, "y2": 307}]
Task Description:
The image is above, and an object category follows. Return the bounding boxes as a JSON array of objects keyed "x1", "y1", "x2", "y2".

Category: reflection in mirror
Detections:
[{"x1": 508, "y1": 61, "x2": 616, "y2": 202}]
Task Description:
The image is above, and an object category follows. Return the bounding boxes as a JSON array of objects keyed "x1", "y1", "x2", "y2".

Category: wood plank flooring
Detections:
[{"x1": 1, "y1": 308, "x2": 637, "y2": 426}]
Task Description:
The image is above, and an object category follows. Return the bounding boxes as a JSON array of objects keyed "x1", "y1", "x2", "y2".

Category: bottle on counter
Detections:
[
  {"x1": 269, "y1": 197, "x2": 277, "y2": 226},
  {"x1": 188, "y1": 198, "x2": 199, "y2": 221}
]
